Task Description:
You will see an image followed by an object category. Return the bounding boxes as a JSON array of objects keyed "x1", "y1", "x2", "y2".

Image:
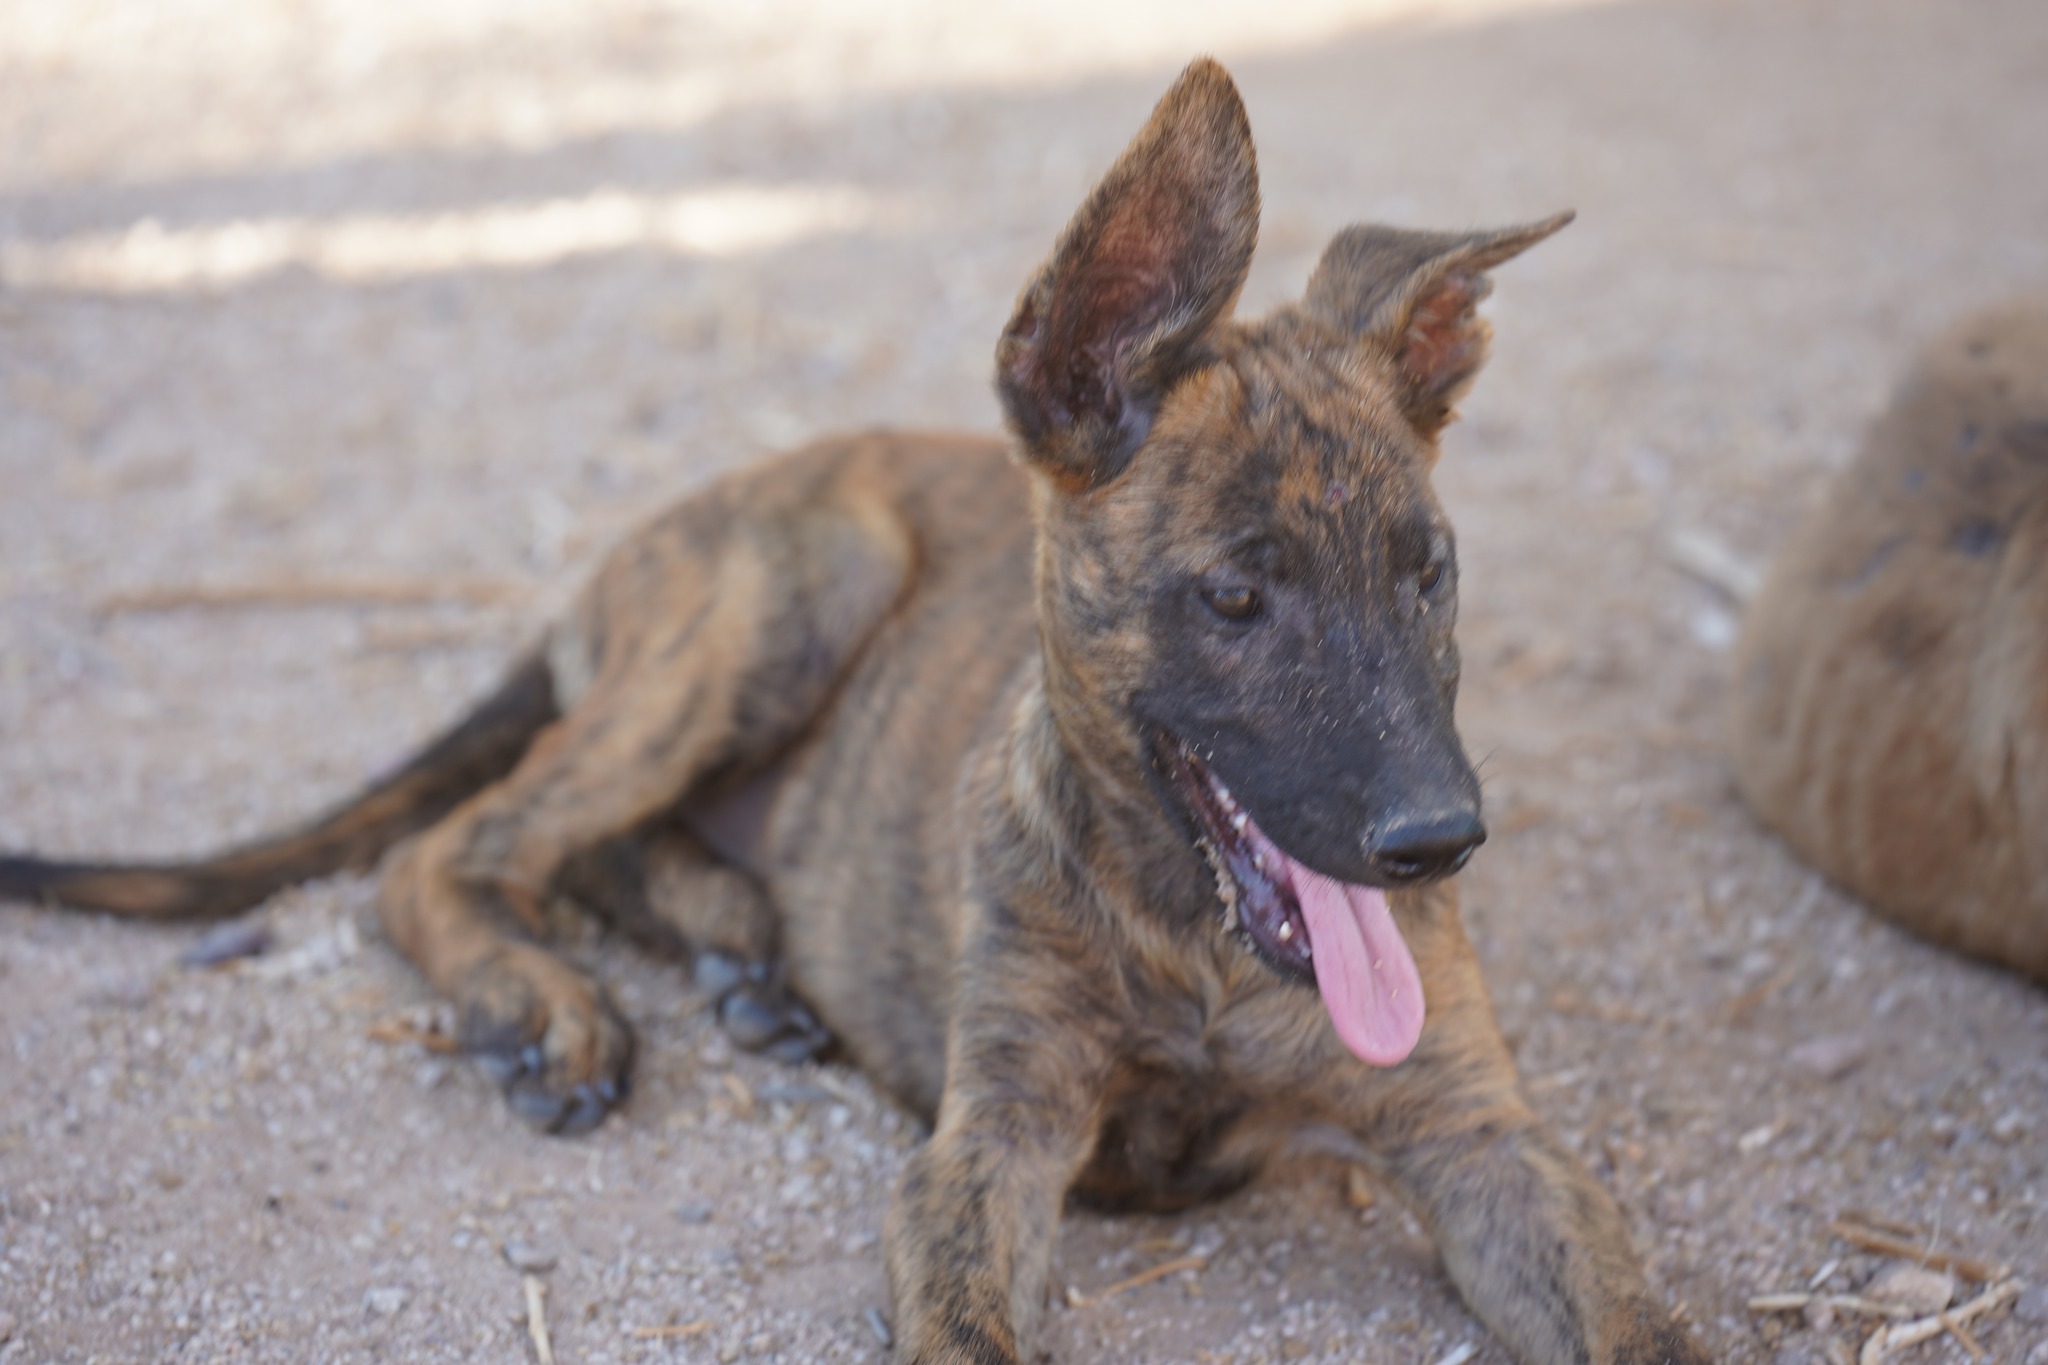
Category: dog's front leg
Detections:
[
  {"x1": 885, "y1": 1110, "x2": 1084, "y2": 1364},
  {"x1": 883, "y1": 961, "x2": 1113, "y2": 1365},
  {"x1": 1383, "y1": 1098, "x2": 1705, "y2": 1365},
  {"x1": 1334, "y1": 905, "x2": 1707, "y2": 1365}
]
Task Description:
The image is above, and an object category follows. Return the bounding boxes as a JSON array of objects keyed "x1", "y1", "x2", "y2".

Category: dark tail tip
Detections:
[
  {"x1": 1, "y1": 653, "x2": 557, "y2": 921},
  {"x1": 0, "y1": 854, "x2": 52, "y2": 904},
  {"x1": 0, "y1": 855, "x2": 243, "y2": 918}
]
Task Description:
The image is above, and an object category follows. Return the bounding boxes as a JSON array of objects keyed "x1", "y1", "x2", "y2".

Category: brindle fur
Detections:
[
  {"x1": 2, "y1": 62, "x2": 1705, "y2": 1365},
  {"x1": 1733, "y1": 302, "x2": 2048, "y2": 985}
]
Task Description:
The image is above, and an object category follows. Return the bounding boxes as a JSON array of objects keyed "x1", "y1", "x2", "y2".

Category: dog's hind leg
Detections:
[
  {"x1": 558, "y1": 826, "x2": 832, "y2": 1063},
  {"x1": 379, "y1": 480, "x2": 914, "y2": 1131}
]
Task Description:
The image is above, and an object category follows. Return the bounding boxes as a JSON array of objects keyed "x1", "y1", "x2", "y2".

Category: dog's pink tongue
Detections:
[{"x1": 1291, "y1": 867, "x2": 1425, "y2": 1066}]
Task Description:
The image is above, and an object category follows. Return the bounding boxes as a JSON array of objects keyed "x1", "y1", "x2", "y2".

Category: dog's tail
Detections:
[{"x1": 0, "y1": 653, "x2": 558, "y2": 919}]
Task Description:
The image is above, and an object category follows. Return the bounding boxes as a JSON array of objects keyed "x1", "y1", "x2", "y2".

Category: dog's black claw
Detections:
[
  {"x1": 718, "y1": 988, "x2": 792, "y2": 1051},
  {"x1": 503, "y1": 1076, "x2": 624, "y2": 1135},
  {"x1": 764, "y1": 1025, "x2": 831, "y2": 1065},
  {"x1": 507, "y1": 1082, "x2": 569, "y2": 1131},
  {"x1": 761, "y1": 996, "x2": 830, "y2": 1063},
  {"x1": 714, "y1": 972, "x2": 834, "y2": 1060},
  {"x1": 555, "y1": 1085, "x2": 613, "y2": 1135}
]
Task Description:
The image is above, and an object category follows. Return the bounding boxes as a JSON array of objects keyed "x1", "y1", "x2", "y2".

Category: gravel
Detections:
[{"x1": 3, "y1": 1, "x2": 2045, "y2": 1362}]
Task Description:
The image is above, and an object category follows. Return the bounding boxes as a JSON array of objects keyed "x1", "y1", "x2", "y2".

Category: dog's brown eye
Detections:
[
  {"x1": 1417, "y1": 536, "x2": 1451, "y2": 595},
  {"x1": 1202, "y1": 585, "x2": 1260, "y2": 621}
]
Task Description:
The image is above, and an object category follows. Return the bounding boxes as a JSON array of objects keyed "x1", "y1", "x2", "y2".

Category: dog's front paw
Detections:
[
  {"x1": 694, "y1": 951, "x2": 834, "y2": 1063},
  {"x1": 458, "y1": 944, "x2": 635, "y2": 1134}
]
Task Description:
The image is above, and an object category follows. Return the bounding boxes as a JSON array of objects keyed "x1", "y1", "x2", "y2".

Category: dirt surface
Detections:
[{"x1": 3, "y1": 1, "x2": 2046, "y2": 1362}]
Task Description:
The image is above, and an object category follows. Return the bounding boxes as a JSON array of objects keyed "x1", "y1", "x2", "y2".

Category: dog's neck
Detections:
[{"x1": 1008, "y1": 649, "x2": 1217, "y2": 934}]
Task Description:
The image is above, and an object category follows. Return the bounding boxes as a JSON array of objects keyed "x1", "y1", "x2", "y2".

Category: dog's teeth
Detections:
[
  {"x1": 1277, "y1": 921, "x2": 1293, "y2": 941},
  {"x1": 1231, "y1": 813, "x2": 1248, "y2": 832}
]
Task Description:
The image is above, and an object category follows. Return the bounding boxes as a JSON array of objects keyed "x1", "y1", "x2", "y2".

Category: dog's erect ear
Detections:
[
  {"x1": 1305, "y1": 212, "x2": 1573, "y2": 436},
  {"x1": 996, "y1": 58, "x2": 1260, "y2": 489}
]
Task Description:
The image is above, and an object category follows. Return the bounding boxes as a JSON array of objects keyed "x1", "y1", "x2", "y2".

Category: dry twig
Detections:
[
  {"x1": 1667, "y1": 527, "x2": 1763, "y2": 603},
  {"x1": 1721, "y1": 964, "x2": 1799, "y2": 1025},
  {"x1": 1845, "y1": 1211, "x2": 1923, "y2": 1238},
  {"x1": 1938, "y1": 1309, "x2": 1986, "y2": 1361},
  {"x1": 95, "y1": 576, "x2": 528, "y2": 615},
  {"x1": 360, "y1": 619, "x2": 502, "y2": 652},
  {"x1": 366, "y1": 1021, "x2": 462, "y2": 1055},
  {"x1": 1748, "y1": 1292, "x2": 1911, "y2": 1320},
  {"x1": 1828, "y1": 1219, "x2": 2010, "y2": 1283},
  {"x1": 627, "y1": 1320, "x2": 711, "y2": 1339},
  {"x1": 1857, "y1": 1279, "x2": 2018, "y2": 1365},
  {"x1": 524, "y1": 1274, "x2": 555, "y2": 1365},
  {"x1": 1065, "y1": 1252, "x2": 1207, "y2": 1307}
]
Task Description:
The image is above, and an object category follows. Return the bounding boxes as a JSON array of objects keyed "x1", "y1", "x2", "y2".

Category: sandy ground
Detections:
[{"x1": 3, "y1": 0, "x2": 2047, "y2": 1361}]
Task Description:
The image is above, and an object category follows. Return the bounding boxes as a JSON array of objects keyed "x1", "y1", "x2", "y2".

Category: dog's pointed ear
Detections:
[
  {"x1": 1305, "y1": 211, "x2": 1573, "y2": 437},
  {"x1": 996, "y1": 58, "x2": 1260, "y2": 489}
]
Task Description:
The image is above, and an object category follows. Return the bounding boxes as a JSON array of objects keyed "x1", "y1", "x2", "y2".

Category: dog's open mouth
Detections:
[{"x1": 1164, "y1": 740, "x2": 1426, "y2": 1067}]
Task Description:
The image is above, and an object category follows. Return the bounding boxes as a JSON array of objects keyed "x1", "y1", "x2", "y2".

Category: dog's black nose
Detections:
[{"x1": 1367, "y1": 810, "x2": 1486, "y2": 883}]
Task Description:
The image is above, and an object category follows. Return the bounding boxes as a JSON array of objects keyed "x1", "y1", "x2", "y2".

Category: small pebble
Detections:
[
  {"x1": 0, "y1": 1310, "x2": 15, "y2": 1344},
  {"x1": 673, "y1": 1203, "x2": 714, "y2": 1225},
  {"x1": 864, "y1": 1306, "x2": 893, "y2": 1349},
  {"x1": 1787, "y1": 1033, "x2": 1867, "y2": 1081},
  {"x1": 502, "y1": 1241, "x2": 557, "y2": 1274},
  {"x1": 1864, "y1": 1262, "x2": 1954, "y2": 1314},
  {"x1": 363, "y1": 1286, "x2": 408, "y2": 1316},
  {"x1": 1689, "y1": 605, "x2": 1738, "y2": 650},
  {"x1": 180, "y1": 919, "x2": 271, "y2": 969},
  {"x1": 2014, "y1": 1285, "x2": 2048, "y2": 1325},
  {"x1": 756, "y1": 1081, "x2": 837, "y2": 1107}
]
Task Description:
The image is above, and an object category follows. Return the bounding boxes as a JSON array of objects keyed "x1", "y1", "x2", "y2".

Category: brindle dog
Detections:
[
  {"x1": 3, "y1": 61, "x2": 1706, "y2": 1365},
  {"x1": 1734, "y1": 302, "x2": 2048, "y2": 985}
]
